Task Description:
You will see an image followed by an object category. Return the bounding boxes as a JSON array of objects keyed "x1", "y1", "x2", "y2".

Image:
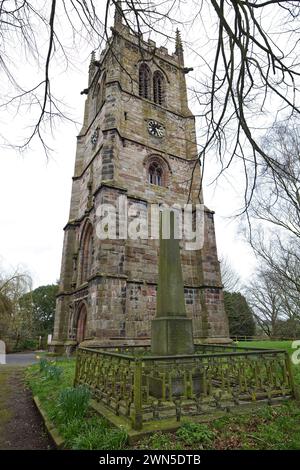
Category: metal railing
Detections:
[
  {"x1": 230, "y1": 335, "x2": 299, "y2": 342},
  {"x1": 74, "y1": 344, "x2": 295, "y2": 430}
]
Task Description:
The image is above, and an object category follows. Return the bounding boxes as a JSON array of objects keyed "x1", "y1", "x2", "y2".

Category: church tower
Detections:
[{"x1": 51, "y1": 8, "x2": 230, "y2": 352}]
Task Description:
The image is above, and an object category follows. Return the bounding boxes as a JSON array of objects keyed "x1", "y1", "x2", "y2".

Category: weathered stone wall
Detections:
[{"x1": 51, "y1": 22, "x2": 230, "y2": 349}]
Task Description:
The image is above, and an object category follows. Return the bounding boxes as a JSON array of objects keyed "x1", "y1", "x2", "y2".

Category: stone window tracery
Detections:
[
  {"x1": 139, "y1": 63, "x2": 151, "y2": 99},
  {"x1": 148, "y1": 161, "x2": 163, "y2": 186},
  {"x1": 146, "y1": 156, "x2": 169, "y2": 187},
  {"x1": 153, "y1": 71, "x2": 165, "y2": 105}
]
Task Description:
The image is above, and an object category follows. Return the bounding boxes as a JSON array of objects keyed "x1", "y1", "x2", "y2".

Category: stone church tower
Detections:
[{"x1": 51, "y1": 8, "x2": 230, "y2": 353}]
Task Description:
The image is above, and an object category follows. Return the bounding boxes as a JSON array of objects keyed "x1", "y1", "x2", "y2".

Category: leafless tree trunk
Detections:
[
  {"x1": 248, "y1": 119, "x2": 300, "y2": 239},
  {"x1": 246, "y1": 268, "x2": 286, "y2": 337},
  {"x1": 242, "y1": 118, "x2": 300, "y2": 330}
]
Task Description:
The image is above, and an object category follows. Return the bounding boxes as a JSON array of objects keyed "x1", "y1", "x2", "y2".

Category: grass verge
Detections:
[
  {"x1": 25, "y1": 359, "x2": 127, "y2": 450},
  {"x1": 134, "y1": 402, "x2": 300, "y2": 450},
  {"x1": 0, "y1": 367, "x2": 13, "y2": 445},
  {"x1": 26, "y1": 340, "x2": 300, "y2": 450}
]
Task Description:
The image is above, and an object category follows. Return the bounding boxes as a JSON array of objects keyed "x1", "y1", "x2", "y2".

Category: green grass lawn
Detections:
[
  {"x1": 25, "y1": 340, "x2": 300, "y2": 450},
  {"x1": 26, "y1": 359, "x2": 127, "y2": 450},
  {"x1": 238, "y1": 340, "x2": 296, "y2": 355},
  {"x1": 237, "y1": 340, "x2": 300, "y2": 387}
]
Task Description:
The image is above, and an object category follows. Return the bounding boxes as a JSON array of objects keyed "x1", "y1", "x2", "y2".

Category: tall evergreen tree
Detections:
[{"x1": 224, "y1": 291, "x2": 256, "y2": 338}]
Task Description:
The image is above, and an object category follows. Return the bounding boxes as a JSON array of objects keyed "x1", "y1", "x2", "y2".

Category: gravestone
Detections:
[{"x1": 0, "y1": 340, "x2": 6, "y2": 365}]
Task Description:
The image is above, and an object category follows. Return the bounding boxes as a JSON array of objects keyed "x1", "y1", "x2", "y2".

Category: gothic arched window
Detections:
[
  {"x1": 139, "y1": 64, "x2": 151, "y2": 99},
  {"x1": 153, "y1": 71, "x2": 165, "y2": 105},
  {"x1": 146, "y1": 155, "x2": 170, "y2": 187},
  {"x1": 76, "y1": 303, "x2": 87, "y2": 343},
  {"x1": 148, "y1": 161, "x2": 163, "y2": 186},
  {"x1": 81, "y1": 222, "x2": 93, "y2": 283}
]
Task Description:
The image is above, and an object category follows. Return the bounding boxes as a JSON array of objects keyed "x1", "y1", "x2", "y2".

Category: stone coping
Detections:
[
  {"x1": 32, "y1": 387, "x2": 295, "y2": 447},
  {"x1": 33, "y1": 396, "x2": 65, "y2": 449},
  {"x1": 77, "y1": 337, "x2": 232, "y2": 350}
]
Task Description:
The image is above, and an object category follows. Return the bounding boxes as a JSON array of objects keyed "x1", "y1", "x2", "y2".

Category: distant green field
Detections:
[
  {"x1": 238, "y1": 340, "x2": 300, "y2": 388},
  {"x1": 238, "y1": 340, "x2": 297, "y2": 356}
]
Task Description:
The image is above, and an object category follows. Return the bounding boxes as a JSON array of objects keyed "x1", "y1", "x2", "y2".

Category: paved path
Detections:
[
  {"x1": 4, "y1": 352, "x2": 40, "y2": 366},
  {"x1": 0, "y1": 363, "x2": 54, "y2": 449}
]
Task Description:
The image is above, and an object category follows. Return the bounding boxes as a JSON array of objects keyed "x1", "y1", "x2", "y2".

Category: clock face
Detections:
[{"x1": 148, "y1": 120, "x2": 165, "y2": 138}]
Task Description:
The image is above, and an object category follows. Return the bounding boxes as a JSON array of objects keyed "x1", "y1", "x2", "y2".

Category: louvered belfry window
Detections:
[
  {"x1": 139, "y1": 63, "x2": 151, "y2": 99},
  {"x1": 153, "y1": 71, "x2": 164, "y2": 105}
]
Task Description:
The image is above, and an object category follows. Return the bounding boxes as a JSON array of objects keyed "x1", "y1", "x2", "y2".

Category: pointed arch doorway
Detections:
[{"x1": 76, "y1": 303, "x2": 87, "y2": 343}]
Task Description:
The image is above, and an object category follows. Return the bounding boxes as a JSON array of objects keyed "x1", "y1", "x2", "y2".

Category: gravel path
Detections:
[{"x1": 0, "y1": 365, "x2": 54, "y2": 450}]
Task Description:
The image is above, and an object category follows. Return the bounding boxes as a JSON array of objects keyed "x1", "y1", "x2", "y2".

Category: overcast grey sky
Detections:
[{"x1": 0, "y1": 3, "x2": 257, "y2": 288}]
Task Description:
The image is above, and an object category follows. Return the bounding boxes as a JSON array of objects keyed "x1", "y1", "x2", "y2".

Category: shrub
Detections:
[
  {"x1": 176, "y1": 422, "x2": 215, "y2": 447},
  {"x1": 58, "y1": 417, "x2": 87, "y2": 443},
  {"x1": 39, "y1": 358, "x2": 49, "y2": 373},
  {"x1": 45, "y1": 364, "x2": 63, "y2": 382},
  {"x1": 71, "y1": 423, "x2": 127, "y2": 450},
  {"x1": 14, "y1": 338, "x2": 38, "y2": 352},
  {"x1": 39, "y1": 358, "x2": 63, "y2": 382},
  {"x1": 57, "y1": 385, "x2": 91, "y2": 422},
  {"x1": 140, "y1": 432, "x2": 177, "y2": 450}
]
